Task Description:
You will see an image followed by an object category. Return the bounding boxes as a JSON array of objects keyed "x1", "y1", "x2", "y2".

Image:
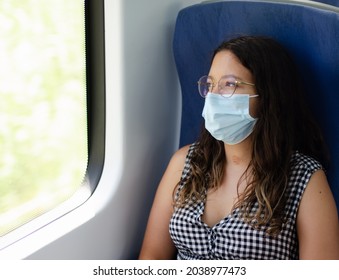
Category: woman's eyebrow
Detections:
[{"x1": 208, "y1": 74, "x2": 244, "y2": 80}]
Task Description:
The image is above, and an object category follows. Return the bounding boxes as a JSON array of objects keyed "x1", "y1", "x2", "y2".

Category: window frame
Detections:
[{"x1": 85, "y1": 0, "x2": 106, "y2": 191}]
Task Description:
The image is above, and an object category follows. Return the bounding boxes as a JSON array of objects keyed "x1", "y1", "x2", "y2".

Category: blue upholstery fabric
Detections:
[
  {"x1": 173, "y1": 0, "x2": 339, "y2": 208},
  {"x1": 312, "y1": 0, "x2": 339, "y2": 7}
]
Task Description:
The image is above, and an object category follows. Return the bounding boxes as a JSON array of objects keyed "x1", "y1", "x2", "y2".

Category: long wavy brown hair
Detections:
[{"x1": 174, "y1": 36, "x2": 328, "y2": 236}]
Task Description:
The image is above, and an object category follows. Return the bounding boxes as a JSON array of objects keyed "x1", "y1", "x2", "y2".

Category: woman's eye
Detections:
[
  {"x1": 225, "y1": 81, "x2": 236, "y2": 87},
  {"x1": 203, "y1": 82, "x2": 212, "y2": 90}
]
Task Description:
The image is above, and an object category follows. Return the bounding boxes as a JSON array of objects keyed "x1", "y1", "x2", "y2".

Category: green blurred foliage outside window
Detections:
[{"x1": 0, "y1": 0, "x2": 87, "y2": 236}]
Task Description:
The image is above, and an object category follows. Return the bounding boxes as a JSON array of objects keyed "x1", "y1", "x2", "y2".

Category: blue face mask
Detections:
[{"x1": 202, "y1": 92, "x2": 258, "y2": 145}]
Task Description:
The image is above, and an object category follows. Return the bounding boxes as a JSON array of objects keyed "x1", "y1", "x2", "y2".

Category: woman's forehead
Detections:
[{"x1": 209, "y1": 51, "x2": 253, "y2": 82}]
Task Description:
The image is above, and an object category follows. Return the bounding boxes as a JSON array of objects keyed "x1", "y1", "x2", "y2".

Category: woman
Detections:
[{"x1": 139, "y1": 36, "x2": 339, "y2": 259}]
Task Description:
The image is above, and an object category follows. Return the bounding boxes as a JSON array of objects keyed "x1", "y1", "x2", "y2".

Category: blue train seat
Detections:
[
  {"x1": 173, "y1": 0, "x2": 339, "y2": 209},
  {"x1": 312, "y1": 0, "x2": 339, "y2": 7}
]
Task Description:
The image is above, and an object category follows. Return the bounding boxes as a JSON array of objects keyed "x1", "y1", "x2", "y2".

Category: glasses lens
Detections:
[
  {"x1": 198, "y1": 76, "x2": 213, "y2": 97},
  {"x1": 218, "y1": 76, "x2": 237, "y2": 97}
]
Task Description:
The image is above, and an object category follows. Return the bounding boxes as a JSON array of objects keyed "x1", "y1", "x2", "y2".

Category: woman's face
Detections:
[{"x1": 208, "y1": 50, "x2": 259, "y2": 118}]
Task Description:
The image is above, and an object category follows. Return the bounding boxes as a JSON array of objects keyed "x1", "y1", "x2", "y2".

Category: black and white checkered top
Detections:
[{"x1": 169, "y1": 143, "x2": 323, "y2": 260}]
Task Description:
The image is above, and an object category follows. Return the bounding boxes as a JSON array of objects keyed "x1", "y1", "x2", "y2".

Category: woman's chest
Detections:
[{"x1": 169, "y1": 204, "x2": 298, "y2": 259}]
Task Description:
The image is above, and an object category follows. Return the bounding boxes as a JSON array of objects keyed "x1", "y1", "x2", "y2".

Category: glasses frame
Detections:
[{"x1": 197, "y1": 75, "x2": 255, "y2": 98}]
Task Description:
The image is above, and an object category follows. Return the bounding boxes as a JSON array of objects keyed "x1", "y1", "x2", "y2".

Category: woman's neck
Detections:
[{"x1": 224, "y1": 137, "x2": 253, "y2": 168}]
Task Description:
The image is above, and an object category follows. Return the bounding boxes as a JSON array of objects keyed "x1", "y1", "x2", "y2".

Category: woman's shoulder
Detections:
[
  {"x1": 287, "y1": 151, "x2": 324, "y2": 200},
  {"x1": 285, "y1": 151, "x2": 329, "y2": 222},
  {"x1": 168, "y1": 143, "x2": 198, "y2": 192},
  {"x1": 172, "y1": 144, "x2": 190, "y2": 159},
  {"x1": 171, "y1": 142, "x2": 198, "y2": 165},
  {"x1": 290, "y1": 151, "x2": 323, "y2": 173}
]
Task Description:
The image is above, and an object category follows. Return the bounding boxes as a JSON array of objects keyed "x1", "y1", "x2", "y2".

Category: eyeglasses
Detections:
[{"x1": 197, "y1": 75, "x2": 255, "y2": 98}]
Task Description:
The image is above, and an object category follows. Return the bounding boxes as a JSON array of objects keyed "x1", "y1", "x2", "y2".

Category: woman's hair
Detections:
[{"x1": 174, "y1": 35, "x2": 328, "y2": 236}]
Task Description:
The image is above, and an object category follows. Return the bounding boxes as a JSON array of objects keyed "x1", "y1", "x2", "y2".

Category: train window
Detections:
[{"x1": 0, "y1": 0, "x2": 88, "y2": 240}]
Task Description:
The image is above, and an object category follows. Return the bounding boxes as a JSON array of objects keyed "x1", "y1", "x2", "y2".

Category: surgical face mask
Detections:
[{"x1": 202, "y1": 92, "x2": 258, "y2": 145}]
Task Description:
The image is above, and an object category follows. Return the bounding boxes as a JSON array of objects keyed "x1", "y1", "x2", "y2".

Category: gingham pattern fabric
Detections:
[{"x1": 169, "y1": 143, "x2": 322, "y2": 260}]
